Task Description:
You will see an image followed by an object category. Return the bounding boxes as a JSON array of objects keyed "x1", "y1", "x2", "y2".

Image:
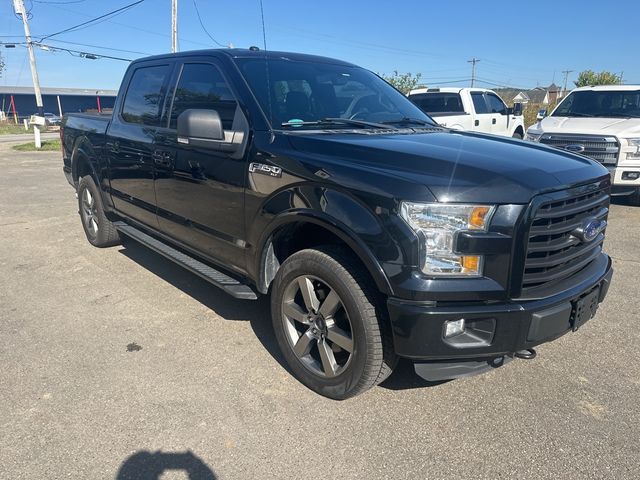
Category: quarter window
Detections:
[
  {"x1": 169, "y1": 63, "x2": 238, "y2": 130},
  {"x1": 121, "y1": 65, "x2": 171, "y2": 125}
]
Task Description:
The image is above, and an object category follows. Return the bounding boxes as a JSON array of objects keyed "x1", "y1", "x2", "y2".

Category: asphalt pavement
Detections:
[{"x1": 1, "y1": 143, "x2": 638, "y2": 479}]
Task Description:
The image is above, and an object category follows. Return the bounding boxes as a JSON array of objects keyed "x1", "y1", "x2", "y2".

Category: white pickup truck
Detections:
[
  {"x1": 526, "y1": 85, "x2": 640, "y2": 205},
  {"x1": 408, "y1": 87, "x2": 525, "y2": 138}
]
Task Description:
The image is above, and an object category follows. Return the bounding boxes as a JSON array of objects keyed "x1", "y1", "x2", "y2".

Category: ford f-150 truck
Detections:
[
  {"x1": 408, "y1": 87, "x2": 525, "y2": 138},
  {"x1": 62, "y1": 49, "x2": 613, "y2": 399},
  {"x1": 527, "y1": 85, "x2": 640, "y2": 205}
]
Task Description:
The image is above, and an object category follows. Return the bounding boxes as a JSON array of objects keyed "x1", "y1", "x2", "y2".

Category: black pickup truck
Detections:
[{"x1": 62, "y1": 48, "x2": 613, "y2": 399}]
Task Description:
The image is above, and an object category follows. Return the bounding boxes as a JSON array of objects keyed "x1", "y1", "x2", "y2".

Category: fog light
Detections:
[
  {"x1": 622, "y1": 171, "x2": 640, "y2": 180},
  {"x1": 444, "y1": 319, "x2": 465, "y2": 338}
]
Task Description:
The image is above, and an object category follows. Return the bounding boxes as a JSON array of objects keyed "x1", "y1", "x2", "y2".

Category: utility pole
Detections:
[
  {"x1": 467, "y1": 58, "x2": 480, "y2": 87},
  {"x1": 561, "y1": 69, "x2": 573, "y2": 97},
  {"x1": 171, "y1": 0, "x2": 178, "y2": 53},
  {"x1": 13, "y1": 0, "x2": 44, "y2": 116}
]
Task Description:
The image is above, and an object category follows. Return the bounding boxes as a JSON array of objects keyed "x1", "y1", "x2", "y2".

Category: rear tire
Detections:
[
  {"x1": 77, "y1": 175, "x2": 120, "y2": 247},
  {"x1": 271, "y1": 246, "x2": 397, "y2": 399}
]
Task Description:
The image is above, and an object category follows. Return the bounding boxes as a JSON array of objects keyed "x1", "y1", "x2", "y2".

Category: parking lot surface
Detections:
[{"x1": 1, "y1": 144, "x2": 639, "y2": 479}]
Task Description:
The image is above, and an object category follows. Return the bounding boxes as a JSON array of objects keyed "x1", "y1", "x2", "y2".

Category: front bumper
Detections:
[{"x1": 388, "y1": 253, "x2": 613, "y2": 380}]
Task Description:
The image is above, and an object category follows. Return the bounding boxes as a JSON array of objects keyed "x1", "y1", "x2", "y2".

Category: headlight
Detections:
[
  {"x1": 626, "y1": 138, "x2": 640, "y2": 160},
  {"x1": 400, "y1": 203, "x2": 495, "y2": 276},
  {"x1": 526, "y1": 132, "x2": 542, "y2": 142}
]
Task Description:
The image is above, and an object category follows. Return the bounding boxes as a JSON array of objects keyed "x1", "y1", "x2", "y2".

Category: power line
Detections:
[
  {"x1": 1, "y1": 41, "x2": 132, "y2": 62},
  {"x1": 39, "y1": 0, "x2": 145, "y2": 42},
  {"x1": 192, "y1": 0, "x2": 226, "y2": 47}
]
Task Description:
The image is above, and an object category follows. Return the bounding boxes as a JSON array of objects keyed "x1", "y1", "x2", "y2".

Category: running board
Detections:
[{"x1": 115, "y1": 222, "x2": 258, "y2": 300}]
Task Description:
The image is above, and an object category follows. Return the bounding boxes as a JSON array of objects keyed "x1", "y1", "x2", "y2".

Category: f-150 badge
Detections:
[{"x1": 249, "y1": 163, "x2": 282, "y2": 177}]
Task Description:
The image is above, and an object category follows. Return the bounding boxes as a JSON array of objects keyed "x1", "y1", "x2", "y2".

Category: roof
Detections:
[
  {"x1": 572, "y1": 85, "x2": 640, "y2": 92},
  {"x1": 408, "y1": 87, "x2": 500, "y2": 95},
  {"x1": 0, "y1": 86, "x2": 117, "y2": 96},
  {"x1": 136, "y1": 48, "x2": 358, "y2": 67}
]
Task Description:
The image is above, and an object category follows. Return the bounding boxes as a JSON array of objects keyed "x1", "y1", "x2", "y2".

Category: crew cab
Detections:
[
  {"x1": 407, "y1": 87, "x2": 525, "y2": 138},
  {"x1": 62, "y1": 49, "x2": 612, "y2": 399},
  {"x1": 526, "y1": 85, "x2": 640, "y2": 205}
]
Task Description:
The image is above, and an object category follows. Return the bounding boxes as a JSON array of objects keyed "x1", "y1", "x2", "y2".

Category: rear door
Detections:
[
  {"x1": 485, "y1": 92, "x2": 510, "y2": 136},
  {"x1": 153, "y1": 58, "x2": 249, "y2": 271},
  {"x1": 107, "y1": 61, "x2": 174, "y2": 227},
  {"x1": 469, "y1": 91, "x2": 491, "y2": 133}
]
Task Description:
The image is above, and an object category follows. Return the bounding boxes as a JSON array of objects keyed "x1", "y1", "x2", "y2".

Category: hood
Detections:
[
  {"x1": 285, "y1": 130, "x2": 609, "y2": 204},
  {"x1": 536, "y1": 116, "x2": 640, "y2": 137}
]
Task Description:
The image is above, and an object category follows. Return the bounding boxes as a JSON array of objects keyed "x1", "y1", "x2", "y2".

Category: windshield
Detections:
[
  {"x1": 552, "y1": 89, "x2": 640, "y2": 118},
  {"x1": 236, "y1": 57, "x2": 435, "y2": 129}
]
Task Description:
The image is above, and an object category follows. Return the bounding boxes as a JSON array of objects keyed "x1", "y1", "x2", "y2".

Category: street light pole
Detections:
[{"x1": 14, "y1": 0, "x2": 44, "y2": 116}]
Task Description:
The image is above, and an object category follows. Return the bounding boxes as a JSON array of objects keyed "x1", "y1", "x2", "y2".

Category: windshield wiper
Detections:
[
  {"x1": 381, "y1": 117, "x2": 432, "y2": 126},
  {"x1": 280, "y1": 118, "x2": 394, "y2": 129},
  {"x1": 565, "y1": 112, "x2": 595, "y2": 117}
]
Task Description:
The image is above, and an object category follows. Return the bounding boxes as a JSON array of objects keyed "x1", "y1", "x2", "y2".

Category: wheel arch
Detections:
[
  {"x1": 71, "y1": 136, "x2": 99, "y2": 187},
  {"x1": 256, "y1": 212, "x2": 394, "y2": 297}
]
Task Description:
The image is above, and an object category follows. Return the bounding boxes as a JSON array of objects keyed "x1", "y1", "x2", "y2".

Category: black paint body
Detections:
[{"x1": 62, "y1": 49, "x2": 612, "y2": 366}]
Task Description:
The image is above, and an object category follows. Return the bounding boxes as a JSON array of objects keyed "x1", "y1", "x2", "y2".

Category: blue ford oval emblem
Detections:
[
  {"x1": 565, "y1": 144, "x2": 585, "y2": 153},
  {"x1": 573, "y1": 217, "x2": 607, "y2": 243}
]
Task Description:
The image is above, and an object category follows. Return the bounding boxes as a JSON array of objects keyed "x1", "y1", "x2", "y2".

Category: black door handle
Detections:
[
  {"x1": 492, "y1": 118, "x2": 497, "y2": 124},
  {"x1": 474, "y1": 120, "x2": 479, "y2": 126}
]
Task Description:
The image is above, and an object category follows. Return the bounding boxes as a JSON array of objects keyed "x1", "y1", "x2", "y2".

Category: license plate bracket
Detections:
[{"x1": 571, "y1": 286, "x2": 600, "y2": 331}]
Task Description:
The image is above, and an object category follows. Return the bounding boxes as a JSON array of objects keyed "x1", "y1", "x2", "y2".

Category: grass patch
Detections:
[
  {"x1": 13, "y1": 139, "x2": 61, "y2": 152},
  {"x1": 0, "y1": 122, "x2": 30, "y2": 135}
]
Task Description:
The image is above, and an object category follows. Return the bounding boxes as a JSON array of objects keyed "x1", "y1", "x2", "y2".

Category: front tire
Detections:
[
  {"x1": 512, "y1": 130, "x2": 523, "y2": 139},
  {"x1": 77, "y1": 175, "x2": 120, "y2": 247},
  {"x1": 271, "y1": 246, "x2": 396, "y2": 399}
]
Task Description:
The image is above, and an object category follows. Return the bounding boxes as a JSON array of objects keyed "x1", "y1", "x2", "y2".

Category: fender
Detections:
[{"x1": 255, "y1": 210, "x2": 394, "y2": 296}]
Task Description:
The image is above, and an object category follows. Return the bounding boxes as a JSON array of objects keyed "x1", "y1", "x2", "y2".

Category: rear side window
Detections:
[
  {"x1": 121, "y1": 65, "x2": 171, "y2": 125},
  {"x1": 409, "y1": 93, "x2": 464, "y2": 114},
  {"x1": 470, "y1": 92, "x2": 489, "y2": 114},
  {"x1": 486, "y1": 93, "x2": 507, "y2": 114},
  {"x1": 168, "y1": 63, "x2": 238, "y2": 130}
]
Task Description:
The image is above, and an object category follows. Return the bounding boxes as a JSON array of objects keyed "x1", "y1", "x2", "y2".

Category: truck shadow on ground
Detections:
[
  {"x1": 117, "y1": 450, "x2": 216, "y2": 479},
  {"x1": 118, "y1": 238, "x2": 439, "y2": 392}
]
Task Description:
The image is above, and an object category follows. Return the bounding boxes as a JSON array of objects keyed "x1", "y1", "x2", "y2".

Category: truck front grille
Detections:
[
  {"x1": 522, "y1": 183, "x2": 610, "y2": 294},
  {"x1": 539, "y1": 133, "x2": 619, "y2": 165}
]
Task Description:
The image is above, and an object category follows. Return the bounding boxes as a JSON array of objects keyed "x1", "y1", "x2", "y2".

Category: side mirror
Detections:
[
  {"x1": 536, "y1": 109, "x2": 547, "y2": 121},
  {"x1": 177, "y1": 109, "x2": 242, "y2": 152},
  {"x1": 512, "y1": 103, "x2": 523, "y2": 116},
  {"x1": 177, "y1": 108, "x2": 224, "y2": 142}
]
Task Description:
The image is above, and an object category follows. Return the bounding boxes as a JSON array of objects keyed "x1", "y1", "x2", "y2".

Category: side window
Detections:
[
  {"x1": 121, "y1": 65, "x2": 171, "y2": 125},
  {"x1": 486, "y1": 93, "x2": 507, "y2": 114},
  {"x1": 169, "y1": 63, "x2": 237, "y2": 130},
  {"x1": 470, "y1": 92, "x2": 489, "y2": 114}
]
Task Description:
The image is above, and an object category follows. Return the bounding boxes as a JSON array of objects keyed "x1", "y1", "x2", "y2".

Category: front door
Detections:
[
  {"x1": 153, "y1": 60, "x2": 248, "y2": 272},
  {"x1": 108, "y1": 62, "x2": 173, "y2": 227}
]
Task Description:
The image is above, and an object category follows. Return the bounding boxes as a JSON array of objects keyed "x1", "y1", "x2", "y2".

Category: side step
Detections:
[{"x1": 115, "y1": 222, "x2": 258, "y2": 300}]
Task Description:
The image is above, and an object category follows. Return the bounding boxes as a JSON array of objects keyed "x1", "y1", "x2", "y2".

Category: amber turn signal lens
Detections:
[
  {"x1": 469, "y1": 206, "x2": 491, "y2": 229},
  {"x1": 462, "y1": 255, "x2": 480, "y2": 273}
]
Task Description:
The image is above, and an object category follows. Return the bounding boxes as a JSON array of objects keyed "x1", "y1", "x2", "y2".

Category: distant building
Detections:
[
  {"x1": 1, "y1": 86, "x2": 117, "y2": 120},
  {"x1": 495, "y1": 83, "x2": 563, "y2": 106}
]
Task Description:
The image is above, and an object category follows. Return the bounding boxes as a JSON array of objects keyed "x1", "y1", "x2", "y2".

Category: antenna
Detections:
[{"x1": 258, "y1": 0, "x2": 274, "y2": 134}]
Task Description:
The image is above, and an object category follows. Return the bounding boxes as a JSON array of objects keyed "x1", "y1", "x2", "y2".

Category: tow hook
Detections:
[{"x1": 514, "y1": 348, "x2": 537, "y2": 360}]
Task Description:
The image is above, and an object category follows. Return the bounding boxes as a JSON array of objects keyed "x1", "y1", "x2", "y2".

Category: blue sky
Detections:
[{"x1": 1, "y1": 0, "x2": 639, "y2": 90}]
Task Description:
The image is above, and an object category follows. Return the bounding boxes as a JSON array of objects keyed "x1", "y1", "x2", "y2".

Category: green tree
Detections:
[
  {"x1": 380, "y1": 71, "x2": 422, "y2": 94},
  {"x1": 574, "y1": 70, "x2": 622, "y2": 87}
]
